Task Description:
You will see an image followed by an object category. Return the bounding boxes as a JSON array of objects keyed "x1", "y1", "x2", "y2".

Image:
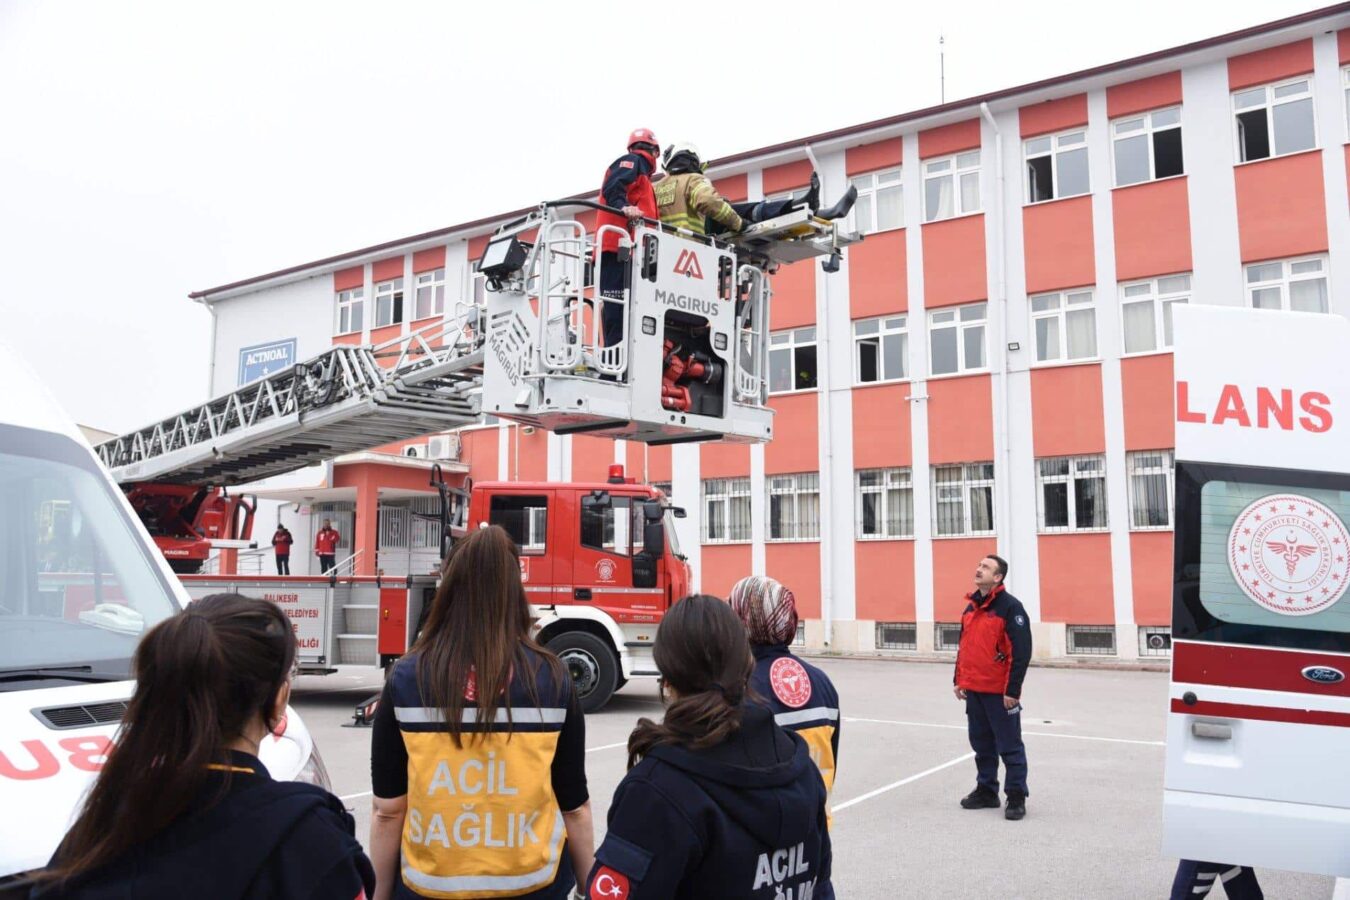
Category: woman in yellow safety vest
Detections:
[{"x1": 369, "y1": 525, "x2": 594, "y2": 900}]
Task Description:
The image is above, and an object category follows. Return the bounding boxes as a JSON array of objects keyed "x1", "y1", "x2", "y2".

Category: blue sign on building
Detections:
[{"x1": 237, "y1": 338, "x2": 297, "y2": 386}]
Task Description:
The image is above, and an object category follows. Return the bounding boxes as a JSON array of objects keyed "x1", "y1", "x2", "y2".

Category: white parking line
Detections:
[
  {"x1": 833, "y1": 753, "x2": 975, "y2": 813},
  {"x1": 844, "y1": 716, "x2": 1164, "y2": 747}
]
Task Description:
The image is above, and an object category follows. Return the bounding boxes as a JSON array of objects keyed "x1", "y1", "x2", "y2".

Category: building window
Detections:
[
  {"x1": 335, "y1": 287, "x2": 364, "y2": 335},
  {"x1": 923, "y1": 150, "x2": 981, "y2": 222},
  {"x1": 1025, "y1": 130, "x2": 1089, "y2": 203},
  {"x1": 1246, "y1": 255, "x2": 1329, "y2": 313},
  {"x1": 1036, "y1": 455, "x2": 1108, "y2": 533},
  {"x1": 854, "y1": 316, "x2": 908, "y2": 384},
  {"x1": 933, "y1": 462, "x2": 995, "y2": 537},
  {"x1": 793, "y1": 621, "x2": 806, "y2": 647},
  {"x1": 703, "y1": 477, "x2": 751, "y2": 543},
  {"x1": 767, "y1": 473, "x2": 820, "y2": 541},
  {"x1": 1067, "y1": 625, "x2": 1116, "y2": 656},
  {"x1": 929, "y1": 303, "x2": 987, "y2": 377},
  {"x1": 1343, "y1": 68, "x2": 1350, "y2": 135},
  {"x1": 1112, "y1": 107, "x2": 1184, "y2": 186},
  {"x1": 1121, "y1": 274, "x2": 1190, "y2": 354},
  {"x1": 1139, "y1": 626, "x2": 1172, "y2": 657},
  {"x1": 1127, "y1": 449, "x2": 1174, "y2": 530},
  {"x1": 935, "y1": 622, "x2": 963, "y2": 652},
  {"x1": 876, "y1": 622, "x2": 917, "y2": 650},
  {"x1": 849, "y1": 167, "x2": 903, "y2": 234},
  {"x1": 856, "y1": 467, "x2": 914, "y2": 539},
  {"x1": 651, "y1": 481, "x2": 673, "y2": 501},
  {"x1": 769, "y1": 327, "x2": 818, "y2": 394},
  {"x1": 1235, "y1": 78, "x2": 1316, "y2": 162},
  {"x1": 374, "y1": 277, "x2": 405, "y2": 328},
  {"x1": 414, "y1": 268, "x2": 446, "y2": 320},
  {"x1": 1030, "y1": 290, "x2": 1096, "y2": 363}
]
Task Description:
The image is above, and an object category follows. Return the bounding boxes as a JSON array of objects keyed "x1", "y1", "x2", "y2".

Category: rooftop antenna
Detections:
[{"x1": 940, "y1": 34, "x2": 946, "y2": 104}]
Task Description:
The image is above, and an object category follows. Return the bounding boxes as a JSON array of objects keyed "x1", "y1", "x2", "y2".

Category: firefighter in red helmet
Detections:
[{"x1": 596, "y1": 129, "x2": 660, "y2": 349}]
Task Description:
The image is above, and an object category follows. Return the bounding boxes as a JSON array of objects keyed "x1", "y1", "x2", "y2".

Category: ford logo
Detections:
[{"x1": 1302, "y1": 666, "x2": 1346, "y2": 685}]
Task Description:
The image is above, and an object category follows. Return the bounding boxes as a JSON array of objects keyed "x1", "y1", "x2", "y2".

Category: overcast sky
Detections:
[{"x1": 0, "y1": 0, "x2": 1327, "y2": 433}]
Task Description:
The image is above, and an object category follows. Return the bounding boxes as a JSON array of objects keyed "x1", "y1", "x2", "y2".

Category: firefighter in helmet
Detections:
[
  {"x1": 653, "y1": 141, "x2": 744, "y2": 237},
  {"x1": 596, "y1": 128, "x2": 660, "y2": 348}
]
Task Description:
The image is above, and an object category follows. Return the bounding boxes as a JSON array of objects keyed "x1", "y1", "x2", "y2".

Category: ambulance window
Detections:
[
  {"x1": 489, "y1": 495, "x2": 548, "y2": 554},
  {"x1": 580, "y1": 496, "x2": 634, "y2": 556}
]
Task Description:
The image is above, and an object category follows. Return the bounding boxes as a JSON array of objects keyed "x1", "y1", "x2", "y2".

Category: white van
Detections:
[
  {"x1": 1164, "y1": 304, "x2": 1350, "y2": 876},
  {"x1": 0, "y1": 347, "x2": 329, "y2": 894}
]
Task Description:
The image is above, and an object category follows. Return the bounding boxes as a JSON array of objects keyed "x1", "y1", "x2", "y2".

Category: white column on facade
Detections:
[
  {"x1": 902, "y1": 134, "x2": 935, "y2": 649},
  {"x1": 745, "y1": 168, "x2": 769, "y2": 577},
  {"x1": 1314, "y1": 33, "x2": 1350, "y2": 316},
  {"x1": 1182, "y1": 62, "x2": 1244, "y2": 306},
  {"x1": 361, "y1": 263, "x2": 374, "y2": 342},
  {"x1": 402, "y1": 254, "x2": 414, "y2": 337},
  {"x1": 1087, "y1": 89, "x2": 1140, "y2": 659},
  {"x1": 614, "y1": 439, "x2": 627, "y2": 468},
  {"x1": 672, "y1": 443, "x2": 702, "y2": 590},
  {"x1": 548, "y1": 432, "x2": 569, "y2": 481},
  {"x1": 498, "y1": 423, "x2": 510, "y2": 479}
]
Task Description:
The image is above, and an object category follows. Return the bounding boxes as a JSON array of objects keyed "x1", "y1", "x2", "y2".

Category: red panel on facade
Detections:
[
  {"x1": 921, "y1": 215, "x2": 987, "y2": 308},
  {"x1": 373, "y1": 257, "x2": 404, "y2": 283},
  {"x1": 1340, "y1": 29, "x2": 1350, "y2": 65},
  {"x1": 769, "y1": 261, "x2": 816, "y2": 330},
  {"x1": 1113, "y1": 177, "x2": 1192, "y2": 281},
  {"x1": 1106, "y1": 72, "x2": 1184, "y2": 119},
  {"x1": 1121, "y1": 354, "x2": 1175, "y2": 451},
  {"x1": 1022, "y1": 195, "x2": 1095, "y2": 294},
  {"x1": 626, "y1": 443, "x2": 670, "y2": 484},
  {"x1": 701, "y1": 442, "x2": 750, "y2": 480},
  {"x1": 467, "y1": 234, "x2": 491, "y2": 260},
  {"x1": 1130, "y1": 531, "x2": 1172, "y2": 625},
  {"x1": 932, "y1": 538, "x2": 988, "y2": 621},
  {"x1": 854, "y1": 541, "x2": 915, "y2": 621},
  {"x1": 370, "y1": 324, "x2": 401, "y2": 352},
  {"x1": 1037, "y1": 533, "x2": 1114, "y2": 622},
  {"x1": 766, "y1": 542, "x2": 821, "y2": 619},
  {"x1": 334, "y1": 265, "x2": 363, "y2": 292},
  {"x1": 460, "y1": 428, "x2": 499, "y2": 482},
  {"x1": 701, "y1": 544, "x2": 752, "y2": 599},
  {"x1": 712, "y1": 174, "x2": 748, "y2": 203},
  {"x1": 845, "y1": 139, "x2": 903, "y2": 175},
  {"x1": 1228, "y1": 39, "x2": 1314, "y2": 91},
  {"x1": 332, "y1": 332, "x2": 363, "y2": 347},
  {"x1": 1235, "y1": 151, "x2": 1328, "y2": 262},
  {"x1": 848, "y1": 230, "x2": 906, "y2": 317},
  {"x1": 1019, "y1": 94, "x2": 1089, "y2": 139},
  {"x1": 852, "y1": 384, "x2": 912, "y2": 469},
  {"x1": 918, "y1": 119, "x2": 981, "y2": 159},
  {"x1": 1030, "y1": 364, "x2": 1106, "y2": 457},
  {"x1": 413, "y1": 247, "x2": 446, "y2": 273},
  {"x1": 571, "y1": 436, "x2": 615, "y2": 483},
  {"x1": 514, "y1": 427, "x2": 548, "y2": 481},
  {"x1": 763, "y1": 159, "x2": 813, "y2": 195},
  {"x1": 765, "y1": 393, "x2": 818, "y2": 474},
  {"x1": 928, "y1": 376, "x2": 993, "y2": 464}
]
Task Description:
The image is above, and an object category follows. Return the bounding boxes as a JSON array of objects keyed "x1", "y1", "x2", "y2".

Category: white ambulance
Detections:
[
  {"x1": 1165, "y1": 304, "x2": 1350, "y2": 877},
  {"x1": 0, "y1": 347, "x2": 330, "y2": 894}
]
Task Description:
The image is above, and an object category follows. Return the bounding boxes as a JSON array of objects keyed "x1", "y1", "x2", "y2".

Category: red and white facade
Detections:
[{"x1": 192, "y1": 6, "x2": 1350, "y2": 659}]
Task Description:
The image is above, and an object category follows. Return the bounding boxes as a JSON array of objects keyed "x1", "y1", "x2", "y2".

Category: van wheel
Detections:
[{"x1": 547, "y1": 632, "x2": 618, "y2": 714}]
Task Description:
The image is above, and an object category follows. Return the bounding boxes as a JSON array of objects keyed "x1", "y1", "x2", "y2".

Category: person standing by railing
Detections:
[
  {"x1": 314, "y1": 519, "x2": 339, "y2": 575},
  {"x1": 271, "y1": 524, "x2": 294, "y2": 575}
]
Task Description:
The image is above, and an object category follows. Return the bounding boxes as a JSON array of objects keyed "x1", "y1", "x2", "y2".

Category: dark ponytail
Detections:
[
  {"x1": 627, "y1": 594, "x2": 754, "y2": 769},
  {"x1": 40, "y1": 594, "x2": 296, "y2": 885}
]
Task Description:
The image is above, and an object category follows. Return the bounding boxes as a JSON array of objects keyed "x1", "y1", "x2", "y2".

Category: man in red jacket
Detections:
[
  {"x1": 314, "y1": 519, "x2": 340, "y2": 575},
  {"x1": 271, "y1": 524, "x2": 293, "y2": 575},
  {"x1": 953, "y1": 553, "x2": 1032, "y2": 820},
  {"x1": 596, "y1": 128, "x2": 659, "y2": 349}
]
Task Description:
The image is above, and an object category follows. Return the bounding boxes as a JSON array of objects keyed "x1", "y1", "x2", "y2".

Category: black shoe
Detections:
[
  {"x1": 960, "y1": 787, "x2": 1001, "y2": 810},
  {"x1": 814, "y1": 184, "x2": 859, "y2": 222},
  {"x1": 1005, "y1": 793, "x2": 1026, "y2": 820}
]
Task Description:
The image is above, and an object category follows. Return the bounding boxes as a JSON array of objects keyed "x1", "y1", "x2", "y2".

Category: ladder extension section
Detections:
[{"x1": 97, "y1": 312, "x2": 485, "y2": 486}]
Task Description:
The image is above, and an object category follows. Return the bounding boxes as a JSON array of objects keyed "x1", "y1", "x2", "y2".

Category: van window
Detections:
[{"x1": 489, "y1": 495, "x2": 548, "y2": 554}]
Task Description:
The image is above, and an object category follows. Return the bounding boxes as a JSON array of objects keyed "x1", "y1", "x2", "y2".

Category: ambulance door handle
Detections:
[
  {"x1": 574, "y1": 588, "x2": 592, "y2": 601},
  {"x1": 1191, "y1": 722, "x2": 1232, "y2": 741}
]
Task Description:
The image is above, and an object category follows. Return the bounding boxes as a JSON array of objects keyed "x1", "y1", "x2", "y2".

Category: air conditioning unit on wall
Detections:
[
  {"x1": 428, "y1": 434, "x2": 461, "y2": 460},
  {"x1": 404, "y1": 444, "x2": 428, "y2": 459}
]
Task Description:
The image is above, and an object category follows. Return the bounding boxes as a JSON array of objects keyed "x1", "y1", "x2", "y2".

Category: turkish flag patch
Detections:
[
  {"x1": 618, "y1": 160, "x2": 634, "y2": 169},
  {"x1": 590, "y1": 866, "x2": 631, "y2": 899}
]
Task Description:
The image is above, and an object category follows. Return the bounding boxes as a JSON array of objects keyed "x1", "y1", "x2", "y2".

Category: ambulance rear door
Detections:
[{"x1": 1164, "y1": 305, "x2": 1350, "y2": 877}]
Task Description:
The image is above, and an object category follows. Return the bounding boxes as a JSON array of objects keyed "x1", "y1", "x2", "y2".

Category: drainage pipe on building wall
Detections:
[
  {"x1": 804, "y1": 143, "x2": 835, "y2": 649},
  {"x1": 200, "y1": 298, "x2": 218, "y2": 397},
  {"x1": 979, "y1": 102, "x2": 1013, "y2": 559}
]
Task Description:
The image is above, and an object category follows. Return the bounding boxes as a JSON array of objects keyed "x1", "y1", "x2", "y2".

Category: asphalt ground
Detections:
[{"x1": 292, "y1": 658, "x2": 1336, "y2": 899}]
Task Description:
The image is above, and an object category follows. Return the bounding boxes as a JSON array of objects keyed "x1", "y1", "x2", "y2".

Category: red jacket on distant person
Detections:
[
  {"x1": 314, "y1": 527, "x2": 340, "y2": 556},
  {"x1": 271, "y1": 529, "x2": 293, "y2": 556},
  {"x1": 596, "y1": 141, "x2": 658, "y2": 254}
]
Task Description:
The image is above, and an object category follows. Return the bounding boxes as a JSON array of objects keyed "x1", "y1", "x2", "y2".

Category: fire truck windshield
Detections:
[
  {"x1": 0, "y1": 431, "x2": 181, "y2": 686},
  {"x1": 664, "y1": 508, "x2": 684, "y2": 559}
]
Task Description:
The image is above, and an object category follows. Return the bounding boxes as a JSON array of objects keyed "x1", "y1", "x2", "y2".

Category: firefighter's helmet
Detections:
[
  {"x1": 662, "y1": 141, "x2": 705, "y2": 174},
  {"x1": 627, "y1": 128, "x2": 659, "y2": 152}
]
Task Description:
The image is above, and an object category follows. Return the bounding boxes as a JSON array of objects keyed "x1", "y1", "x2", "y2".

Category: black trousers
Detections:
[
  {"x1": 275, "y1": 554, "x2": 289, "y2": 575},
  {"x1": 599, "y1": 250, "x2": 626, "y2": 348},
  {"x1": 966, "y1": 690, "x2": 1028, "y2": 796},
  {"x1": 318, "y1": 554, "x2": 335, "y2": 574}
]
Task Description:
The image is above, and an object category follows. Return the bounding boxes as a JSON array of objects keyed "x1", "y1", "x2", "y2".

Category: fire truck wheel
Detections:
[{"x1": 546, "y1": 632, "x2": 618, "y2": 714}]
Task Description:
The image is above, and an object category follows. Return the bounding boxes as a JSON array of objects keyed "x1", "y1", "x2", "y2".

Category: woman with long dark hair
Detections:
[
  {"x1": 32, "y1": 593, "x2": 374, "y2": 899},
  {"x1": 369, "y1": 525, "x2": 594, "y2": 899},
  {"x1": 584, "y1": 594, "x2": 830, "y2": 899}
]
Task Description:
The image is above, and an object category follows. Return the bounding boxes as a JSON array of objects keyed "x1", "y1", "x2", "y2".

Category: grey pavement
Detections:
[{"x1": 291, "y1": 657, "x2": 1335, "y2": 899}]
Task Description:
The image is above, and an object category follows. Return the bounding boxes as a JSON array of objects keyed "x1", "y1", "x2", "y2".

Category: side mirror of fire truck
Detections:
[
  {"x1": 671, "y1": 507, "x2": 687, "y2": 519},
  {"x1": 641, "y1": 503, "x2": 664, "y2": 557}
]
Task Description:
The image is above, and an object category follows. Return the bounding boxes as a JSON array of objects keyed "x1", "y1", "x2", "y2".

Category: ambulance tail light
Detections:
[{"x1": 293, "y1": 742, "x2": 332, "y2": 792}]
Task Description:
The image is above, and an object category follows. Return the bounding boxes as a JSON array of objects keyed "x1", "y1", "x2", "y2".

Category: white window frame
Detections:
[
  {"x1": 767, "y1": 473, "x2": 821, "y2": 542},
  {"x1": 928, "y1": 303, "x2": 988, "y2": 377},
  {"x1": 1343, "y1": 67, "x2": 1350, "y2": 139},
  {"x1": 932, "y1": 463, "x2": 996, "y2": 537},
  {"x1": 1120, "y1": 274, "x2": 1191, "y2": 356},
  {"x1": 1245, "y1": 255, "x2": 1330, "y2": 314},
  {"x1": 855, "y1": 467, "x2": 914, "y2": 540},
  {"x1": 1024, "y1": 129, "x2": 1090, "y2": 204},
  {"x1": 1030, "y1": 289, "x2": 1097, "y2": 365},
  {"x1": 849, "y1": 166, "x2": 903, "y2": 234},
  {"x1": 1111, "y1": 106, "x2": 1184, "y2": 187},
  {"x1": 335, "y1": 287, "x2": 364, "y2": 336},
  {"x1": 768, "y1": 327, "x2": 819, "y2": 395},
  {"x1": 413, "y1": 268, "x2": 446, "y2": 321},
  {"x1": 922, "y1": 150, "x2": 981, "y2": 222},
  {"x1": 1036, "y1": 454, "x2": 1109, "y2": 533},
  {"x1": 1233, "y1": 77, "x2": 1317, "y2": 163},
  {"x1": 373, "y1": 277, "x2": 405, "y2": 329},
  {"x1": 853, "y1": 315, "x2": 909, "y2": 385},
  {"x1": 702, "y1": 477, "x2": 751, "y2": 544},
  {"x1": 1126, "y1": 449, "x2": 1175, "y2": 531}
]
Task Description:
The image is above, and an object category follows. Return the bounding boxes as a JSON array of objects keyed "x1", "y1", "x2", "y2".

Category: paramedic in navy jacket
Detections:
[
  {"x1": 586, "y1": 594, "x2": 830, "y2": 900},
  {"x1": 953, "y1": 553, "x2": 1033, "y2": 821}
]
